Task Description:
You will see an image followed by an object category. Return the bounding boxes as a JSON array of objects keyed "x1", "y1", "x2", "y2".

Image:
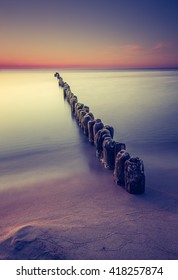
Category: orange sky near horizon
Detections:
[
  {"x1": 1, "y1": 41, "x2": 177, "y2": 69},
  {"x1": 0, "y1": 0, "x2": 178, "y2": 69}
]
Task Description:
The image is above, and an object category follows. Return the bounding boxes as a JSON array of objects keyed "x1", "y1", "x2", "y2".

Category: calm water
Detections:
[{"x1": 1, "y1": 69, "x2": 178, "y2": 194}]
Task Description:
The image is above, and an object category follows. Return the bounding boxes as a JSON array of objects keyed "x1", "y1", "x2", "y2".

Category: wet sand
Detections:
[{"x1": 0, "y1": 134, "x2": 178, "y2": 260}]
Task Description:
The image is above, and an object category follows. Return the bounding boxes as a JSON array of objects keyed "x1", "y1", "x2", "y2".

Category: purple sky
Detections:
[{"x1": 0, "y1": 0, "x2": 178, "y2": 68}]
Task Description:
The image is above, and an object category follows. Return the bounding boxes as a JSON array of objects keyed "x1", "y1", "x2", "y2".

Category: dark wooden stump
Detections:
[
  {"x1": 74, "y1": 103, "x2": 84, "y2": 117},
  {"x1": 95, "y1": 128, "x2": 111, "y2": 159},
  {"x1": 124, "y1": 157, "x2": 145, "y2": 194},
  {"x1": 102, "y1": 138, "x2": 116, "y2": 169},
  {"x1": 114, "y1": 150, "x2": 130, "y2": 186},
  {"x1": 88, "y1": 119, "x2": 101, "y2": 144},
  {"x1": 104, "y1": 125, "x2": 114, "y2": 138},
  {"x1": 70, "y1": 96, "x2": 78, "y2": 113},
  {"x1": 81, "y1": 113, "x2": 94, "y2": 136},
  {"x1": 93, "y1": 122, "x2": 104, "y2": 145}
]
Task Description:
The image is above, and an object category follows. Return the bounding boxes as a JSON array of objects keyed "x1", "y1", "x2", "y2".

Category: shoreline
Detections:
[
  {"x1": 0, "y1": 138, "x2": 178, "y2": 260},
  {"x1": 0, "y1": 177, "x2": 178, "y2": 260}
]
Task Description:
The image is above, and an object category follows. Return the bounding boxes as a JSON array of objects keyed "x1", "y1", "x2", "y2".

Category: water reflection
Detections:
[{"x1": 1, "y1": 71, "x2": 80, "y2": 157}]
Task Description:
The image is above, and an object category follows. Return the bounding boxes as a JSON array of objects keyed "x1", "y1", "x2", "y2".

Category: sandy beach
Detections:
[{"x1": 0, "y1": 131, "x2": 178, "y2": 260}]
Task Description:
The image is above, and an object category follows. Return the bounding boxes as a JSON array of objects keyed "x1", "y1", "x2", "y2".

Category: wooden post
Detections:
[
  {"x1": 102, "y1": 138, "x2": 116, "y2": 169},
  {"x1": 88, "y1": 119, "x2": 101, "y2": 144},
  {"x1": 79, "y1": 110, "x2": 87, "y2": 126},
  {"x1": 93, "y1": 121, "x2": 104, "y2": 145},
  {"x1": 95, "y1": 128, "x2": 111, "y2": 159},
  {"x1": 114, "y1": 143, "x2": 126, "y2": 157},
  {"x1": 124, "y1": 157, "x2": 145, "y2": 194},
  {"x1": 81, "y1": 113, "x2": 94, "y2": 136},
  {"x1": 74, "y1": 103, "x2": 84, "y2": 117},
  {"x1": 114, "y1": 150, "x2": 130, "y2": 186},
  {"x1": 70, "y1": 96, "x2": 78, "y2": 113},
  {"x1": 104, "y1": 125, "x2": 114, "y2": 138}
]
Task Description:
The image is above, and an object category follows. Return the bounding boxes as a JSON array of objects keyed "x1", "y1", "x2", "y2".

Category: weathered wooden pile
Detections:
[{"x1": 54, "y1": 72, "x2": 145, "y2": 194}]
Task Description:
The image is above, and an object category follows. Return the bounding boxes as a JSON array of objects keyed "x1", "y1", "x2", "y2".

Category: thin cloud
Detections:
[
  {"x1": 152, "y1": 42, "x2": 175, "y2": 51},
  {"x1": 122, "y1": 44, "x2": 146, "y2": 56}
]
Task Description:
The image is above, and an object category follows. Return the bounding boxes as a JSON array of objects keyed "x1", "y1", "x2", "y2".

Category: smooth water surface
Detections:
[{"x1": 1, "y1": 69, "x2": 178, "y2": 194}]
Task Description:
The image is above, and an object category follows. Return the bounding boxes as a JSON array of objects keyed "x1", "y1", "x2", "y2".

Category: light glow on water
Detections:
[
  {"x1": 0, "y1": 69, "x2": 178, "y2": 193},
  {"x1": 1, "y1": 71, "x2": 79, "y2": 156}
]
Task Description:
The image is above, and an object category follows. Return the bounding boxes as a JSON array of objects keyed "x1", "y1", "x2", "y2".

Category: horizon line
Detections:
[{"x1": 1, "y1": 65, "x2": 178, "y2": 71}]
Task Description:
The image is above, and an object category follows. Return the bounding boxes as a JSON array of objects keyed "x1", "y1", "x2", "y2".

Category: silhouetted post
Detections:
[
  {"x1": 66, "y1": 90, "x2": 74, "y2": 103},
  {"x1": 74, "y1": 103, "x2": 84, "y2": 117},
  {"x1": 79, "y1": 110, "x2": 87, "y2": 126},
  {"x1": 93, "y1": 121, "x2": 104, "y2": 145},
  {"x1": 77, "y1": 106, "x2": 90, "y2": 123},
  {"x1": 88, "y1": 119, "x2": 100, "y2": 144},
  {"x1": 58, "y1": 77, "x2": 64, "y2": 87},
  {"x1": 81, "y1": 113, "x2": 94, "y2": 136},
  {"x1": 104, "y1": 125, "x2": 114, "y2": 138},
  {"x1": 83, "y1": 105, "x2": 90, "y2": 113},
  {"x1": 124, "y1": 157, "x2": 145, "y2": 194},
  {"x1": 95, "y1": 128, "x2": 111, "y2": 159},
  {"x1": 114, "y1": 143, "x2": 126, "y2": 157},
  {"x1": 103, "y1": 141, "x2": 126, "y2": 170},
  {"x1": 76, "y1": 108, "x2": 84, "y2": 122},
  {"x1": 102, "y1": 138, "x2": 116, "y2": 169},
  {"x1": 70, "y1": 96, "x2": 78, "y2": 113},
  {"x1": 63, "y1": 83, "x2": 70, "y2": 98},
  {"x1": 114, "y1": 150, "x2": 130, "y2": 186},
  {"x1": 54, "y1": 72, "x2": 60, "y2": 79}
]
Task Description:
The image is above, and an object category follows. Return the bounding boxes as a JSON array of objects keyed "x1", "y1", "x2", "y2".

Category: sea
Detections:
[{"x1": 1, "y1": 69, "x2": 178, "y2": 196}]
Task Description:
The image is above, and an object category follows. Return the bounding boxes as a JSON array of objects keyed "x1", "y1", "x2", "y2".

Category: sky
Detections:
[{"x1": 0, "y1": 0, "x2": 178, "y2": 69}]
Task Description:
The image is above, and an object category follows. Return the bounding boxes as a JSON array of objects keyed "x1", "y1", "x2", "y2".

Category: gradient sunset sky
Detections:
[{"x1": 0, "y1": 0, "x2": 178, "y2": 69}]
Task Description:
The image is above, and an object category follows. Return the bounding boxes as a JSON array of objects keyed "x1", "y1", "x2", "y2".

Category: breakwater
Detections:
[{"x1": 54, "y1": 72, "x2": 145, "y2": 194}]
